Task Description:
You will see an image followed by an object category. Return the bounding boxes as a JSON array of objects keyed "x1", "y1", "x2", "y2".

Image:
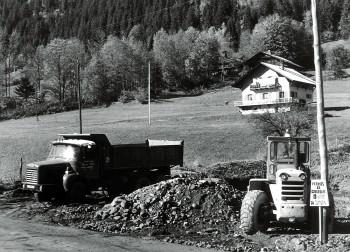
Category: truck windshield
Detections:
[
  {"x1": 48, "y1": 144, "x2": 80, "y2": 161},
  {"x1": 271, "y1": 141, "x2": 296, "y2": 163}
]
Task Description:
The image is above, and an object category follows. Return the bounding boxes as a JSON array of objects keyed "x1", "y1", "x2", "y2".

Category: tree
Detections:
[
  {"x1": 84, "y1": 35, "x2": 147, "y2": 105},
  {"x1": 14, "y1": 77, "x2": 35, "y2": 101},
  {"x1": 325, "y1": 45, "x2": 350, "y2": 70},
  {"x1": 43, "y1": 38, "x2": 85, "y2": 103},
  {"x1": 24, "y1": 45, "x2": 45, "y2": 95},
  {"x1": 247, "y1": 14, "x2": 313, "y2": 67},
  {"x1": 185, "y1": 29, "x2": 220, "y2": 87},
  {"x1": 339, "y1": 0, "x2": 350, "y2": 39},
  {"x1": 248, "y1": 106, "x2": 315, "y2": 138}
]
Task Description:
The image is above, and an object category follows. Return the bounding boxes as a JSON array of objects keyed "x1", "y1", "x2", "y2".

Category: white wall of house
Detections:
[
  {"x1": 289, "y1": 85, "x2": 314, "y2": 103},
  {"x1": 241, "y1": 69, "x2": 291, "y2": 103},
  {"x1": 237, "y1": 68, "x2": 315, "y2": 115}
]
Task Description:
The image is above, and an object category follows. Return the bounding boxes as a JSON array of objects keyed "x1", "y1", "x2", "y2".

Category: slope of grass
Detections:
[
  {"x1": 0, "y1": 78, "x2": 349, "y2": 182},
  {"x1": 0, "y1": 86, "x2": 264, "y2": 181},
  {"x1": 322, "y1": 38, "x2": 350, "y2": 52}
]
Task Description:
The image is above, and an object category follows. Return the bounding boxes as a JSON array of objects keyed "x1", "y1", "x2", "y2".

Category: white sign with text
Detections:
[{"x1": 310, "y1": 179, "x2": 329, "y2": 207}]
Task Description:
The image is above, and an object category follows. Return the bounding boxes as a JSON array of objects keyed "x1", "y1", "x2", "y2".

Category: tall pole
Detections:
[
  {"x1": 311, "y1": 0, "x2": 329, "y2": 243},
  {"x1": 77, "y1": 60, "x2": 82, "y2": 134},
  {"x1": 148, "y1": 61, "x2": 151, "y2": 126}
]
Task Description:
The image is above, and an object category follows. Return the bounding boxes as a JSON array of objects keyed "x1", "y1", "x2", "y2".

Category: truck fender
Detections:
[
  {"x1": 248, "y1": 179, "x2": 271, "y2": 200},
  {"x1": 63, "y1": 173, "x2": 85, "y2": 192}
]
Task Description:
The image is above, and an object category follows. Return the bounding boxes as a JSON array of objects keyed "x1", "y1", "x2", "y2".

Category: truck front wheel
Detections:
[
  {"x1": 68, "y1": 181, "x2": 86, "y2": 202},
  {"x1": 240, "y1": 190, "x2": 270, "y2": 234}
]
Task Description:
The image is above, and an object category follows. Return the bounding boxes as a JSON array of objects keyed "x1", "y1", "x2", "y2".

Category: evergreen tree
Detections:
[{"x1": 14, "y1": 77, "x2": 35, "y2": 101}]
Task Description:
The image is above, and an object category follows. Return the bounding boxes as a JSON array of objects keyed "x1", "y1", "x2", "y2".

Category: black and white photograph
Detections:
[{"x1": 0, "y1": 0, "x2": 349, "y2": 251}]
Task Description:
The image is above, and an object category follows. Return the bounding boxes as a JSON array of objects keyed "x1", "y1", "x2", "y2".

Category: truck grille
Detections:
[
  {"x1": 26, "y1": 168, "x2": 38, "y2": 184},
  {"x1": 281, "y1": 181, "x2": 304, "y2": 201}
]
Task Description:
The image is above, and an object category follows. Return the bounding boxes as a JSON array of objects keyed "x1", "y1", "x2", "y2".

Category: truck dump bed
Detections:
[{"x1": 111, "y1": 140, "x2": 184, "y2": 169}]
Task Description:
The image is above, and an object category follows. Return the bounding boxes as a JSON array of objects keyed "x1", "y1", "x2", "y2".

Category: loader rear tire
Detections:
[{"x1": 240, "y1": 190, "x2": 270, "y2": 234}]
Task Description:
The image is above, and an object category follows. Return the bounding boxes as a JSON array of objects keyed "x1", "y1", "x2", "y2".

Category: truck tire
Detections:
[
  {"x1": 135, "y1": 177, "x2": 151, "y2": 190},
  {"x1": 240, "y1": 190, "x2": 270, "y2": 234},
  {"x1": 34, "y1": 192, "x2": 50, "y2": 202},
  {"x1": 68, "y1": 181, "x2": 86, "y2": 202}
]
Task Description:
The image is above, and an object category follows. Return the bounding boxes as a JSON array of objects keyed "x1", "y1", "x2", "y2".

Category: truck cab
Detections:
[{"x1": 22, "y1": 138, "x2": 99, "y2": 201}]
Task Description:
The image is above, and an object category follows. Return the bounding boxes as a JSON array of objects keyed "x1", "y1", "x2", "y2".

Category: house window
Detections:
[
  {"x1": 279, "y1": 92, "x2": 284, "y2": 98},
  {"x1": 291, "y1": 91, "x2": 298, "y2": 98},
  {"x1": 306, "y1": 94, "x2": 312, "y2": 99},
  {"x1": 247, "y1": 94, "x2": 253, "y2": 100},
  {"x1": 263, "y1": 93, "x2": 269, "y2": 99}
]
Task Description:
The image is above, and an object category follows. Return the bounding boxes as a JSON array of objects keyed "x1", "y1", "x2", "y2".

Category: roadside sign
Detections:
[{"x1": 310, "y1": 179, "x2": 329, "y2": 206}]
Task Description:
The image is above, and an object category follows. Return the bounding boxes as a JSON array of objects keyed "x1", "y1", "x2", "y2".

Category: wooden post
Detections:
[
  {"x1": 311, "y1": 0, "x2": 329, "y2": 244},
  {"x1": 148, "y1": 61, "x2": 151, "y2": 126},
  {"x1": 77, "y1": 60, "x2": 82, "y2": 134},
  {"x1": 19, "y1": 157, "x2": 23, "y2": 182}
]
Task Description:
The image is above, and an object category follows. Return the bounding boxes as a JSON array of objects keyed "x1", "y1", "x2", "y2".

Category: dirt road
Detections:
[
  {"x1": 0, "y1": 215, "x2": 220, "y2": 252},
  {"x1": 0, "y1": 195, "x2": 219, "y2": 252}
]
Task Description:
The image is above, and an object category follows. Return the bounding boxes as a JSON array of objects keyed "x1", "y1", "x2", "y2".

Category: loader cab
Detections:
[{"x1": 267, "y1": 136, "x2": 311, "y2": 181}]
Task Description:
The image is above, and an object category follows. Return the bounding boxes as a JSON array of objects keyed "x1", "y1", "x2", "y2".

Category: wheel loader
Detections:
[{"x1": 240, "y1": 134, "x2": 334, "y2": 234}]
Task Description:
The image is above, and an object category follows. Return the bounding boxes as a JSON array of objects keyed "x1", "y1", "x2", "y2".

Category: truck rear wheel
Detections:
[
  {"x1": 135, "y1": 177, "x2": 151, "y2": 190},
  {"x1": 34, "y1": 192, "x2": 50, "y2": 202},
  {"x1": 68, "y1": 181, "x2": 86, "y2": 202},
  {"x1": 240, "y1": 190, "x2": 270, "y2": 234}
]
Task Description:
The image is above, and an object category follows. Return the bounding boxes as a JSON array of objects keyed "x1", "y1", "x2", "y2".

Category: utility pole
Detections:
[
  {"x1": 77, "y1": 60, "x2": 82, "y2": 134},
  {"x1": 148, "y1": 61, "x2": 151, "y2": 126},
  {"x1": 311, "y1": 0, "x2": 329, "y2": 244}
]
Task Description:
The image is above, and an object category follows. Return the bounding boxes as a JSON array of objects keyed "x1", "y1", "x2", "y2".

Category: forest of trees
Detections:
[{"x1": 0, "y1": 0, "x2": 349, "y2": 116}]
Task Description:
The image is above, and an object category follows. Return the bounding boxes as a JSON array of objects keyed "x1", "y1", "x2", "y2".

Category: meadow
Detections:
[{"x1": 0, "y1": 79, "x2": 349, "y2": 182}]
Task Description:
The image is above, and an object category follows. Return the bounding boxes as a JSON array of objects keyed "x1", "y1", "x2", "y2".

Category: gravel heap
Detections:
[
  {"x1": 93, "y1": 174, "x2": 243, "y2": 235},
  {"x1": 203, "y1": 160, "x2": 266, "y2": 189}
]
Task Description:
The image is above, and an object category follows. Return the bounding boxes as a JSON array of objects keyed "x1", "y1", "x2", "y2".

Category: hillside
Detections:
[
  {"x1": 0, "y1": 78, "x2": 349, "y2": 182},
  {"x1": 322, "y1": 38, "x2": 350, "y2": 52}
]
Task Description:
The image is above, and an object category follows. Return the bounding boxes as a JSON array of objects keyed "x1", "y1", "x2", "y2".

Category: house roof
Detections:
[
  {"x1": 261, "y1": 62, "x2": 315, "y2": 85},
  {"x1": 245, "y1": 51, "x2": 304, "y2": 69},
  {"x1": 232, "y1": 62, "x2": 315, "y2": 89}
]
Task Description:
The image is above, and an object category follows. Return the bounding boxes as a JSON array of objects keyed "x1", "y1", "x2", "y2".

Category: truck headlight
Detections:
[
  {"x1": 299, "y1": 174, "x2": 306, "y2": 180},
  {"x1": 280, "y1": 173, "x2": 288, "y2": 181}
]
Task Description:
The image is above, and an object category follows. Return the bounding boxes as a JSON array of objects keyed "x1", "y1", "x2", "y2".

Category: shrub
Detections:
[
  {"x1": 133, "y1": 87, "x2": 148, "y2": 104},
  {"x1": 119, "y1": 90, "x2": 135, "y2": 103},
  {"x1": 326, "y1": 45, "x2": 350, "y2": 71}
]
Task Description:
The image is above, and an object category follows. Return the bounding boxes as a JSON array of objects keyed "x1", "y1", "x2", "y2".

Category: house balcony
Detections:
[
  {"x1": 234, "y1": 98, "x2": 299, "y2": 107},
  {"x1": 250, "y1": 83, "x2": 281, "y2": 91}
]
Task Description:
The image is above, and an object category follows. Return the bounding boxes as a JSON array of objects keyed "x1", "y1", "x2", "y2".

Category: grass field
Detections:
[
  {"x1": 0, "y1": 79, "x2": 349, "y2": 182},
  {"x1": 322, "y1": 38, "x2": 350, "y2": 52}
]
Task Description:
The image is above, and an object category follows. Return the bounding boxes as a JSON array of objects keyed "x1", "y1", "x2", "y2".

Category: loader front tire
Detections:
[{"x1": 240, "y1": 190, "x2": 270, "y2": 234}]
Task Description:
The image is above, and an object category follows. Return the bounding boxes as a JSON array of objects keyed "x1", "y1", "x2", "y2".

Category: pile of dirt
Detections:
[
  {"x1": 203, "y1": 161, "x2": 266, "y2": 189},
  {"x1": 93, "y1": 173, "x2": 243, "y2": 236}
]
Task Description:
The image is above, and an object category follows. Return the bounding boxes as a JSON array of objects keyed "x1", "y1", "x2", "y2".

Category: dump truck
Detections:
[
  {"x1": 239, "y1": 134, "x2": 334, "y2": 234},
  {"x1": 22, "y1": 134, "x2": 184, "y2": 202}
]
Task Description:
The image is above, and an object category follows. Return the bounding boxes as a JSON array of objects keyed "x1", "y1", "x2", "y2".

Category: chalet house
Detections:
[{"x1": 232, "y1": 52, "x2": 315, "y2": 115}]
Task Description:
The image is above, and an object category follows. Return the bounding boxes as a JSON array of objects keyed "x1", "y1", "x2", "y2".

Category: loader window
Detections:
[
  {"x1": 276, "y1": 142, "x2": 295, "y2": 163},
  {"x1": 298, "y1": 142, "x2": 309, "y2": 163}
]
